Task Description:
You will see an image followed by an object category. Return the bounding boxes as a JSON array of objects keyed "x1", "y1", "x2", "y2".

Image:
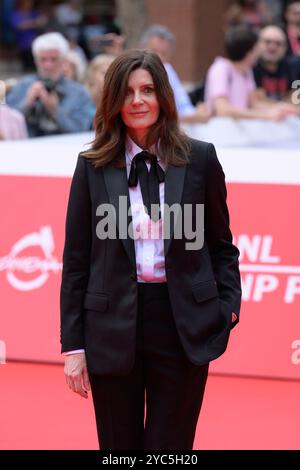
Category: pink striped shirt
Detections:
[{"x1": 0, "y1": 105, "x2": 28, "y2": 140}]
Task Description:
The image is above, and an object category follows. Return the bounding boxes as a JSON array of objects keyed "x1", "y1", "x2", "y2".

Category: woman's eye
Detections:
[{"x1": 144, "y1": 87, "x2": 154, "y2": 93}]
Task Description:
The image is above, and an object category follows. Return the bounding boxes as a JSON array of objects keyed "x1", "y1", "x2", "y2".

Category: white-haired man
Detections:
[{"x1": 7, "y1": 32, "x2": 94, "y2": 137}]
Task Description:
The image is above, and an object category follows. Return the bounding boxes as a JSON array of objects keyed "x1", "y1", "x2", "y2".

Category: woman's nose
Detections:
[{"x1": 132, "y1": 91, "x2": 143, "y2": 104}]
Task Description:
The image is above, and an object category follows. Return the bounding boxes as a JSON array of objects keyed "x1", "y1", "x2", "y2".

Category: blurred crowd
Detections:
[{"x1": 1, "y1": 0, "x2": 300, "y2": 141}]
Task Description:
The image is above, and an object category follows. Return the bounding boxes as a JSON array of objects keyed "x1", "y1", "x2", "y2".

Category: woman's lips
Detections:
[{"x1": 130, "y1": 111, "x2": 148, "y2": 116}]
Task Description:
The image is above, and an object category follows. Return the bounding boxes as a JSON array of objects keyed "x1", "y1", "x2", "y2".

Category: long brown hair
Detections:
[{"x1": 82, "y1": 49, "x2": 190, "y2": 168}]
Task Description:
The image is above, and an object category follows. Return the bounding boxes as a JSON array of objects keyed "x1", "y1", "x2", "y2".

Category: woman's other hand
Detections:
[{"x1": 64, "y1": 352, "x2": 90, "y2": 399}]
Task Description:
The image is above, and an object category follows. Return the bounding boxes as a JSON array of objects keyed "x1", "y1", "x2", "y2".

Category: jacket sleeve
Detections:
[
  {"x1": 54, "y1": 87, "x2": 94, "y2": 133},
  {"x1": 60, "y1": 155, "x2": 92, "y2": 351},
  {"x1": 6, "y1": 80, "x2": 29, "y2": 114},
  {"x1": 204, "y1": 143, "x2": 242, "y2": 327}
]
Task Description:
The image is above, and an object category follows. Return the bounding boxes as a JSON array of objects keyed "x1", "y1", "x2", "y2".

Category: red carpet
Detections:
[{"x1": 0, "y1": 362, "x2": 299, "y2": 450}]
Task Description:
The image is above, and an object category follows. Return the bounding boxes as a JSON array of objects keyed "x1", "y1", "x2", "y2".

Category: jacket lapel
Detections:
[
  {"x1": 103, "y1": 162, "x2": 136, "y2": 272},
  {"x1": 164, "y1": 164, "x2": 186, "y2": 256}
]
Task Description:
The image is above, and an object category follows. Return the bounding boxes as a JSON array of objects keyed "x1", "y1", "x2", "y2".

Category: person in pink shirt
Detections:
[
  {"x1": 0, "y1": 104, "x2": 28, "y2": 140},
  {"x1": 205, "y1": 24, "x2": 297, "y2": 120}
]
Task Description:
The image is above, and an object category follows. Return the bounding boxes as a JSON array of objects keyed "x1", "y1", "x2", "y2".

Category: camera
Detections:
[
  {"x1": 41, "y1": 78, "x2": 56, "y2": 93},
  {"x1": 26, "y1": 78, "x2": 61, "y2": 135}
]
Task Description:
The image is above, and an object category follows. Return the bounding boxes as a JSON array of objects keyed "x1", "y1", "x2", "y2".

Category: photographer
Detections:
[{"x1": 7, "y1": 32, "x2": 94, "y2": 137}]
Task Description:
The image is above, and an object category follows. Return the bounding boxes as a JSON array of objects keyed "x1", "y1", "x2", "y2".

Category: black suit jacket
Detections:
[{"x1": 60, "y1": 139, "x2": 241, "y2": 375}]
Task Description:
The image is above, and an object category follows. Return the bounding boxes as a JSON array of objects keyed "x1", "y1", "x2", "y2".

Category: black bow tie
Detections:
[{"x1": 128, "y1": 151, "x2": 165, "y2": 221}]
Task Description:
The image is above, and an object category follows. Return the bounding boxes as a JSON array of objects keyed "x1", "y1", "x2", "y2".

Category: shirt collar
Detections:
[
  {"x1": 125, "y1": 135, "x2": 143, "y2": 165},
  {"x1": 125, "y1": 135, "x2": 162, "y2": 166}
]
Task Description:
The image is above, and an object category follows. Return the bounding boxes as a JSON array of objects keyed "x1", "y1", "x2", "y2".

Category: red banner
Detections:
[
  {"x1": 0, "y1": 176, "x2": 69, "y2": 362},
  {"x1": 1, "y1": 175, "x2": 299, "y2": 379},
  {"x1": 211, "y1": 183, "x2": 300, "y2": 379}
]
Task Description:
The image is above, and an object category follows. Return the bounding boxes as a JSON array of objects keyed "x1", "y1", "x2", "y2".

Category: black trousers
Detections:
[{"x1": 89, "y1": 282, "x2": 209, "y2": 450}]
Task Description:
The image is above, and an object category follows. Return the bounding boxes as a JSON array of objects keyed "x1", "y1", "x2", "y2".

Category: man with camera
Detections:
[{"x1": 7, "y1": 32, "x2": 94, "y2": 137}]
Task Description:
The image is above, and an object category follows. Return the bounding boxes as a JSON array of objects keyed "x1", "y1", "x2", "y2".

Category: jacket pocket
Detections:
[
  {"x1": 192, "y1": 279, "x2": 218, "y2": 303},
  {"x1": 84, "y1": 292, "x2": 108, "y2": 311}
]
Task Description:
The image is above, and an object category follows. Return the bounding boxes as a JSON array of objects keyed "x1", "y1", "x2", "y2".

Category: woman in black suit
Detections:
[{"x1": 60, "y1": 50, "x2": 241, "y2": 450}]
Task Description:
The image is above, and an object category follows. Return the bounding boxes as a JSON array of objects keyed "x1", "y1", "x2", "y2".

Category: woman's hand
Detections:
[{"x1": 64, "y1": 352, "x2": 90, "y2": 399}]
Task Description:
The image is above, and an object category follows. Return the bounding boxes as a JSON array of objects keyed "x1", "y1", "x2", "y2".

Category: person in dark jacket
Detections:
[{"x1": 60, "y1": 49, "x2": 242, "y2": 450}]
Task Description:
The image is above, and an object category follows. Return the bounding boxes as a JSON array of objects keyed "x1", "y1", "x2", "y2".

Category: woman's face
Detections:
[
  {"x1": 63, "y1": 59, "x2": 77, "y2": 81},
  {"x1": 94, "y1": 62, "x2": 111, "y2": 89},
  {"x1": 120, "y1": 68, "x2": 160, "y2": 138}
]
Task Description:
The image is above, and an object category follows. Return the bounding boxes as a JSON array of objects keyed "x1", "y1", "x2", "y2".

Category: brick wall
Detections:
[{"x1": 146, "y1": 0, "x2": 231, "y2": 82}]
